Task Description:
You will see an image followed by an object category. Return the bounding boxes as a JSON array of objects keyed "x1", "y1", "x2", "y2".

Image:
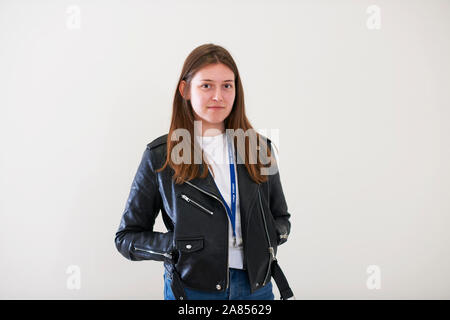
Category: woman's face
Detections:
[{"x1": 180, "y1": 63, "x2": 236, "y2": 133}]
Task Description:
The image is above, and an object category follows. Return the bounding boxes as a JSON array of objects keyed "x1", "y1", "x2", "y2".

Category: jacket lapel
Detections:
[{"x1": 186, "y1": 141, "x2": 259, "y2": 220}]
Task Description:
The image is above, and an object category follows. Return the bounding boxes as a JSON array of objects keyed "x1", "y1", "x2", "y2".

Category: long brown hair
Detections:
[{"x1": 156, "y1": 43, "x2": 275, "y2": 184}]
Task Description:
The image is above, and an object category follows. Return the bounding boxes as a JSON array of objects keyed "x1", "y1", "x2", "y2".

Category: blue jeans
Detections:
[{"x1": 164, "y1": 268, "x2": 274, "y2": 300}]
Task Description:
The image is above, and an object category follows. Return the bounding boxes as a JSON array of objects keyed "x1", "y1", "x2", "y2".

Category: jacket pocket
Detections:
[
  {"x1": 174, "y1": 237, "x2": 206, "y2": 285},
  {"x1": 266, "y1": 209, "x2": 289, "y2": 245},
  {"x1": 266, "y1": 208, "x2": 281, "y2": 244},
  {"x1": 179, "y1": 193, "x2": 214, "y2": 215},
  {"x1": 258, "y1": 190, "x2": 278, "y2": 248},
  {"x1": 175, "y1": 237, "x2": 204, "y2": 253}
]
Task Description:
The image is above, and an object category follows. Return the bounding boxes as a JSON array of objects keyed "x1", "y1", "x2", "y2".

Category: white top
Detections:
[{"x1": 194, "y1": 132, "x2": 245, "y2": 270}]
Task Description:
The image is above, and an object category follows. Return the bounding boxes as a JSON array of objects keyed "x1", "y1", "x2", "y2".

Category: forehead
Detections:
[{"x1": 193, "y1": 63, "x2": 234, "y2": 82}]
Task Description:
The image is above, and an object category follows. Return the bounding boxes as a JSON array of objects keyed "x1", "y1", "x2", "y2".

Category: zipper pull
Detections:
[
  {"x1": 233, "y1": 236, "x2": 237, "y2": 247},
  {"x1": 269, "y1": 247, "x2": 276, "y2": 261}
]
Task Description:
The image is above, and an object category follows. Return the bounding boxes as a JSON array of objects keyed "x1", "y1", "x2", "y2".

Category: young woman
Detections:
[{"x1": 115, "y1": 43, "x2": 293, "y2": 300}]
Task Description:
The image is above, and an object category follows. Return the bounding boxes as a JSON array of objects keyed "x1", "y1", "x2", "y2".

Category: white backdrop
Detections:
[{"x1": 1, "y1": 0, "x2": 449, "y2": 299}]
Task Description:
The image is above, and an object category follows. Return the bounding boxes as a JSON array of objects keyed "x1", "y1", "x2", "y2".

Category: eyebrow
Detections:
[{"x1": 200, "y1": 79, "x2": 234, "y2": 82}]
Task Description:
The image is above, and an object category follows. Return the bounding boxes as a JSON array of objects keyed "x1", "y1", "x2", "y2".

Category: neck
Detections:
[{"x1": 199, "y1": 122, "x2": 225, "y2": 137}]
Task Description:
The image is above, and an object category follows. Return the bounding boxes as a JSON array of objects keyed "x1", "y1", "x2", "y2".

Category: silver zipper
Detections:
[
  {"x1": 258, "y1": 187, "x2": 275, "y2": 286},
  {"x1": 185, "y1": 180, "x2": 230, "y2": 290},
  {"x1": 181, "y1": 194, "x2": 214, "y2": 215},
  {"x1": 134, "y1": 246, "x2": 173, "y2": 260}
]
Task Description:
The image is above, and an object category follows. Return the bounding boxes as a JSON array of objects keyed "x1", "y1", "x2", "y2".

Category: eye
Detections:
[
  {"x1": 201, "y1": 84, "x2": 211, "y2": 89},
  {"x1": 224, "y1": 84, "x2": 233, "y2": 89}
]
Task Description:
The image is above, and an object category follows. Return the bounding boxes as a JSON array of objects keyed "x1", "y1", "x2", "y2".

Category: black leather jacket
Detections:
[{"x1": 114, "y1": 133, "x2": 291, "y2": 294}]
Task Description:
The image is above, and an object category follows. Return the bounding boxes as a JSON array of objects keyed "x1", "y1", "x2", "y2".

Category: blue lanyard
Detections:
[{"x1": 216, "y1": 133, "x2": 237, "y2": 244}]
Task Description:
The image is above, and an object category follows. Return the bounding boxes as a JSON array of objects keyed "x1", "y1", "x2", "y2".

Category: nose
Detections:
[{"x1": 212, "y1": 87, "x2": 224, "y2": 102}]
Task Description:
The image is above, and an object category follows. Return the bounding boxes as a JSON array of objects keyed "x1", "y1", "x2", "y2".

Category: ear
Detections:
[{"x1": 179, "y1": 80, "x2": 190, "y2": 100}]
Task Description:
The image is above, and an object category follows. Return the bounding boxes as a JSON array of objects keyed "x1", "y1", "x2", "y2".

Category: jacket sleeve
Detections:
[
  {"x1": 114, "y1": 146, "x2": 174, "y2": 262},
  {"x1": 267, "y1": 139, "x2": 291, "y2": 246}
]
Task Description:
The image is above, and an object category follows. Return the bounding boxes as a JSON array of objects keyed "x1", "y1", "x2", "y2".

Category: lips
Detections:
[{"x1": 207, "y1": 106, "x2": 224, "y2": 108}]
